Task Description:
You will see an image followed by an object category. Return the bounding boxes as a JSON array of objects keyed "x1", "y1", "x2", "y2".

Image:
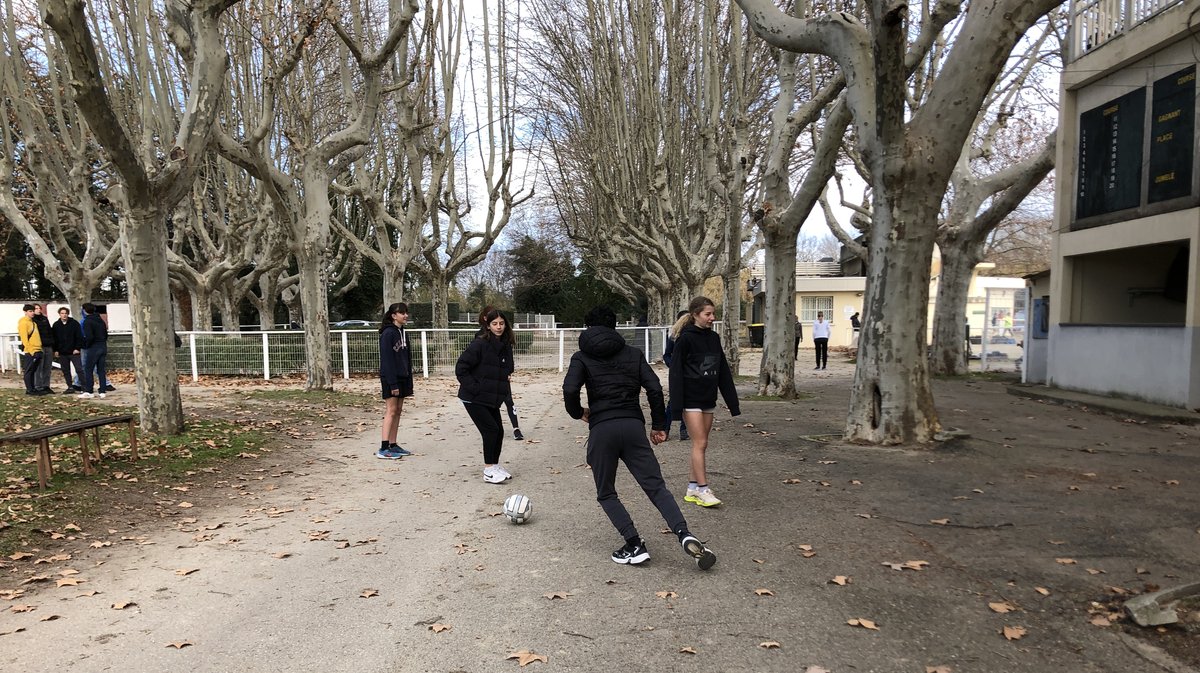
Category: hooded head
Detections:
[{"x1": 578, "y1": 306, "x2": 625, "y2": 358}]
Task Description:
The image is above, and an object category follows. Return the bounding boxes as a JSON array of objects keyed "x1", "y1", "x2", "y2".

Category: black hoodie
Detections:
[
  {"x1": 667, "y1": 323, "x2": 740, "y2": 416},
  {"x1": 562, "y1": 326, "x2": 666, "y2": 431}
]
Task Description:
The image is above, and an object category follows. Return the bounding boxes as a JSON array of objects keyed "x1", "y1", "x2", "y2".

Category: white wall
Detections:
[{"x1": 1048, "y1": 325, "x2": 1198, "y2": 408}]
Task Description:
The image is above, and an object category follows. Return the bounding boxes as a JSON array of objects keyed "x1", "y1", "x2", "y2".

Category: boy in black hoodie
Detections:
[{"x1": 563, "y1": 306, "x2": 716, "y2": 570}]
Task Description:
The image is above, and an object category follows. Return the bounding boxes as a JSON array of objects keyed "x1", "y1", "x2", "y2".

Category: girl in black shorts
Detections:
[{"x1": 377, "y1": 303, "x2": 413, "y2": 459}]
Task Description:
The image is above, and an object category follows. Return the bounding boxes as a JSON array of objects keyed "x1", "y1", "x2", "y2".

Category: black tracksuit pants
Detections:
[
  {"x1": 463, "y1": 402, "x2": 504, "y2": 464},
  {"x1": 587, "y1": 417, "x2": 687, "y2": 542}
]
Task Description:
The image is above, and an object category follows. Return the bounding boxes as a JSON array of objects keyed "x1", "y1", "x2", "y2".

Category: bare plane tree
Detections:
[
  {"x1": 42, "y1": 0, "x2": 242, "y2": 434},
  {"x1": 737, "y1": 0, "x2": 1061, "y2": 444},
  {"x1": 0, "y1": 6, "x2": 123, "y2": 313},
  {"x1": 216, "y1": 0, "x2": 420, "y2": 389}
]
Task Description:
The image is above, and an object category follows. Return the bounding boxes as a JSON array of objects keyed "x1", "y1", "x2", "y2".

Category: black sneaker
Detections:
[
  {"x1": 103, "y1": 384, "x2": 116, "y2": 392},
  {"x1": 680, "y1": 534, "x2": 717, "y2": 571},
  {"x1": 612, "y1": 538, "x2": 650, "y2": 565},
  {"x1": 679, "y1": 428, "x2": 690, "y2": 441},
  {"x1": 61, "y1": 388, "x2": 76, "y2": 395},
  {"x1": 513, "y1": 429, "x2": 524, "y2": 441}
]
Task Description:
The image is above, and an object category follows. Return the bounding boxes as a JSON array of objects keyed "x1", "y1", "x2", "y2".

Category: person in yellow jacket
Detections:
[{"x1": 18, "y1": 304, "x2": 49, "y2": 396}]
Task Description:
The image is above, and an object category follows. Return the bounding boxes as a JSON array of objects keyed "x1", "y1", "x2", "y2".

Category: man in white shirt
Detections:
[{"x1": 812, "y1": 311, "x2": 831, "y2": 370}]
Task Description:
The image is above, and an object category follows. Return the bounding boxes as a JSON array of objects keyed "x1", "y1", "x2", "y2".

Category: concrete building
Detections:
[{"x1": 1049, "y1": 0, "x2": 1199, "y2": 408}]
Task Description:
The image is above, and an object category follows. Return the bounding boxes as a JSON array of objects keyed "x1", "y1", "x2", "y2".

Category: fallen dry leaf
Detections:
[
  {"x1": 679, "y1": 647, "x2": 697, "y2": 654},
  {"x1": 10, "y1": 604, "x2": 35, "y2": 613},
  {"x1": 360, "y1": 589, "x2": 379, "y2": 598},
  {"x1": 1086, "y1": 568, "x2": 1106, "y2": 575},
  {"x1": 848, "y1": 618, "x2": 880, "y2": 630},
  {"x1": 759, "y1": 641, "x2": 781, "y2": 649},
  {"x1": 830, "y1": 576, "x2": 850, "y2": 586},
  {"x1": 1002, "y1": 625, "x2": 1027, "y2": 640},
  {"x1": 543, "y1": 592, "x2": 571, "y2": 600},
  {"x1": 177, "y1": 502, "x2": 194, "y2": 508},
  {"x1": 430, "y1": 623, "x2": 451, "y2": 633},
  {"x1": 1035, "y1": 587, "x2": 1051, "y2": 596},
  {"x1": 926, "y1": 667, "x2": 953, "y2": 673},
  {"x1": 782, "y1": 478, "x2": 803, "y2": 484},
  {"x1": 507, "y1": 649, "x2": 549, "y2": 666},
  {"x1": 805, "y1": 667, "x2": 832, "y2": 673},
  {"x1": 9, "y1": 552, "x2": 34, "y2": 561},
  {"x1": 273, "y1": 552, "x2": 292, "y2": 559},
  {"x1": 55, "y1": 578, "x2": 82, "y2": 587},
  {"x1": 1090, "y1": 615, "x2": 1113, "y2": 627},
  {"x1": 655, "y1": 591, "x2": 678, "y2": 600},
  {"x1": 112, "y1": 601, "x2": 137, "y2": 610},
  {"x1": 1054, "y1": 558, "x2": 1077, "y2": 565},
  {"x1": 929, "y1": 518, "x2": 950, "y2": 525},
  {"x1": 165, "y1": 641, "x2": 193, "y2": 649},
  {"x1": 39, "y1": 614, "x2": 60, "y2": 622},
  {"x1": 883, "y1": 560, "x2": 929, "y2": 571},
  {"x1": 174, "y1": 568, "x2": 199, "y2": 576},
  {"x1": 754, "y1": 588, "x2": 775, "y2": 596}
]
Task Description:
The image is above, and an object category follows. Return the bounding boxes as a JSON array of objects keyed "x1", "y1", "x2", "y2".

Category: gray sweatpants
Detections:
[{"x1": 587, "y1": 417, "x2": 687, "y2": 542}]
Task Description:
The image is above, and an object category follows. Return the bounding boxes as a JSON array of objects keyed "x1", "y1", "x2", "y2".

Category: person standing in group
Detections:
[
  {"x1": 793, "y1": 314, "x2": 804, "y2": 358},
  {"x1": 456, "y1": 307, "x2": 516, "y2": 483},
  {"x1": 17, "y1": 304, "x2": 48, "y2": 396},
  {"x1": 661, "y1": 309, "x2": 690, "y2": 442},
  {"x1": 31, "y1": 306, "x2": 56, "y2": 393},
  {"x1": 668, "y1": 296, "x2": 741, "y2": 508},
  {"x1": 376, "y1": 302, "x2": 414, "y2": 460},
  {"x1": 850, "y1": 312, "x2": 862, "y2": 347},
  {"x1": 79, "y1": 302, "x2": 109, "y2": 399},
  {"x1": 478, "y1": 307, "x2": 524, "y2": 441},
  {"x1": 51, "y1": 307, "x2": 84, "y2": 394},
  {"x1": 812, "y1": 311, "x2": 831, "y2": 370},
  {"x1": 563, "y1": 305, "x2": 716, "y2": 569}
]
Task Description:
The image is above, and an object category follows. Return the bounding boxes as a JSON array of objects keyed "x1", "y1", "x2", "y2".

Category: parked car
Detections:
[{"x1": 331, "y1": 319, "x2": 373, "y2": 328}]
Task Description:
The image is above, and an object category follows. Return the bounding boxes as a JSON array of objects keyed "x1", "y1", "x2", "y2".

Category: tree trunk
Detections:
[
  {"x1": 757, "y1": 229, "x2": 798, "y2": 397},
  {"x1": 122, "y1": 207, "x2": 184, "y2": 434},
  {"x1": 720, "y1": 271, "x2": 742, "y2": 374},
  {"x1": 929, "y1": 247, "x2": 981, "y2": 376},
  {"x1": 190, "y1": 286, "x2": 214, "y2": 331},
  {"x1": 845, "y1": 199, "x2": 940, "y2": 444},
  {"x1": 429, "y1": 270, "x2": 449, "y2": 329},
  {"x1": 296, "y1": 244, "x2": 332, "y2": 390},
  {"x1": 383, "y1": 263, "x2": 406, "y2": 306},
  {"x1": 216, "y1": 290, "x2": 241, "y2": 332}
]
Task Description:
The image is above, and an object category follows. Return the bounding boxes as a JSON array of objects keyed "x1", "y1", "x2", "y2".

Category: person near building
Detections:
[
  {"x1": 812, "y1": 311, "x2": 831, "y2": 370},
  {"x1": 79, "y1": 302, "x2": 109, "y2": 399},
  {"x1": 793, "y1": 314, "x2": 804, "y2": 358},
  {"x1": 18, "y1": 304, "x2": 48, "y2": 396},
  {"x1": 563, "y1": 305, "x2": 716, "y2": 569},
  {"x1": 51, "y1": 306, "x2": 84, "y2": 393}
]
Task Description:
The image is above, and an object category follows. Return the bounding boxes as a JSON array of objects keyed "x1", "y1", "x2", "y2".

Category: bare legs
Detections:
[
  {"x1": 382, "y1": 396, "x2": 404, "y2": 445},
  {"x1": 683, "y1": 411, "x2": 715, "y2": 484}
]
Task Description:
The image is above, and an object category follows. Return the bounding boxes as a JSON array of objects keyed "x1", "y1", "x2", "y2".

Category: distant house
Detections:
[
  {"x1": 748, "y1": 248, "x2": 1024, "y2": 352},
  {"x1": 1048, "y1": 0, "x2": 1198, "y2": 409}
]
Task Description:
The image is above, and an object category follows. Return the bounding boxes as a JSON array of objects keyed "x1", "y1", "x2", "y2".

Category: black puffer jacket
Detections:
[
  {"x1": 562, "y1": 326, "x2": 666, "y2": 431},
  {"x1": 667, "y1": 323, "x2": 740, "y2": 416},
  {"x1": 455, "y1": 335, "x2": 513, "y2": 408}
]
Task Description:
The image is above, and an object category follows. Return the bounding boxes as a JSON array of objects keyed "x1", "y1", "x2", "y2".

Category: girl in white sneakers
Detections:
[{"x1": 667, "y1": 296, "x2": 741, "y2": 507}]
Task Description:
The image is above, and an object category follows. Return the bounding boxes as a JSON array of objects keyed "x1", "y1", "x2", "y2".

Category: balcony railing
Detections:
[{"x1": 1068, "y1": 0, "x2": 1184, "y2": 61}]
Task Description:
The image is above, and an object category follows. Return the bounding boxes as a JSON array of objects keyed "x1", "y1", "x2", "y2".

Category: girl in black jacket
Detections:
[
  {"x1": 668, "y1": 296, "x2": 741, "y2": 508},
  {"x1": 456, "y1": 308, "x2": 515, "y2": 483},
  {"x1": 377, "y1": 303, "x2": 413, "y2": 460}
]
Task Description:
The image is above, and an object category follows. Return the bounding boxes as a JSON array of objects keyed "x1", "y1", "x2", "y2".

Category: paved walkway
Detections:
[{"x1": 2, "y1": 362, "x2": 1198, "y2": 672}]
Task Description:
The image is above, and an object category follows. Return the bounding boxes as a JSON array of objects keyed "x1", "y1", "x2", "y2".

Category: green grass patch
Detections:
[
  {"x1": 0, "y1": 389, "x2": 269, "y2": 555},
  {"x1": 242, "y1": 388, "x2": 376, "y2": 406}
]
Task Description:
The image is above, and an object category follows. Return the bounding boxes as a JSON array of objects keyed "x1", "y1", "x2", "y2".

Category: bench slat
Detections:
[{"x1": 0, "y1": 415, "x2": 136, "y2": 442}]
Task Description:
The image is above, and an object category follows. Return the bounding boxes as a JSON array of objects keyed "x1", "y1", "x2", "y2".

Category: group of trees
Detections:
[{"x1": 1, "y1": 0, "x2": 1063, "y2": 444}]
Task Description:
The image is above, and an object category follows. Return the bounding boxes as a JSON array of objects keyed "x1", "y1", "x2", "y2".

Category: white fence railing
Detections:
[
  {"x1": 1068, "y1": 0, "x2": 1183, "y2": 61},
  {"x1": 2, "y1": 327, "x2": 680, "y2": 381}
]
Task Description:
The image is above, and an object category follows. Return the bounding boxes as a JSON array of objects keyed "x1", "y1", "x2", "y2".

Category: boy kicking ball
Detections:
[{"x1": 562, "y1": 306, "x2": 716, "y2": 570}]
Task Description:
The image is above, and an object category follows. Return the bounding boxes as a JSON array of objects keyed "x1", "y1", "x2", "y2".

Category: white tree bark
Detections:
[
  {"x1": 737, "y1": 0, "x2": 1060, "y2": 444},
  {"x1": 42, "y1": 0, "x2": 239, "y2": 434}
]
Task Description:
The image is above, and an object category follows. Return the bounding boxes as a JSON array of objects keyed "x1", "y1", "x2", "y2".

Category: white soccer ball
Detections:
[{"x1": 503, "y1": 494, "x2": 533, "y2": 524}]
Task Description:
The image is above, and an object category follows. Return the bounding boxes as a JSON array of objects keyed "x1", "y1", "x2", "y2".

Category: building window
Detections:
[{"x1": 800, "y1": 296, "x2": 833, "y2": 323}]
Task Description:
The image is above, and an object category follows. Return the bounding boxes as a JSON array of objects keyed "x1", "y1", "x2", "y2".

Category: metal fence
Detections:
[{"x1": 2, "y1": 327, "x2": 676, "y2": 380}]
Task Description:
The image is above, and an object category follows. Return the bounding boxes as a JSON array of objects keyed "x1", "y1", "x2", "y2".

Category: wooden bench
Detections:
[{"x1": 0, "y1": 415, "x2": 138, "y2": 489}]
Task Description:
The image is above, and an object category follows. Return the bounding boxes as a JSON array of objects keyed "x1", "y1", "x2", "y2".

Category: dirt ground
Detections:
[{"x1": 1, "y1": 355, "x2": 1198, "y2": 673}]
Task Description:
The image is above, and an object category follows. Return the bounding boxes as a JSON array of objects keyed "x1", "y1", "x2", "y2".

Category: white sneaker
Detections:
[
  {"x1": 98, "y1": 392, "x2": 106, "y2": 399},
  {"x1": 79, "y1": 392, "x2": 93, "y2": 399},
  {"x1": 483, "y1": 466, "x2": 506, "y2": 484},
  {"x1": 495, "y1": 465, "x2": 512, "y2": 480},
  {"x1": 684, "y1": 488, "x2": 722, "y2": 507}
]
